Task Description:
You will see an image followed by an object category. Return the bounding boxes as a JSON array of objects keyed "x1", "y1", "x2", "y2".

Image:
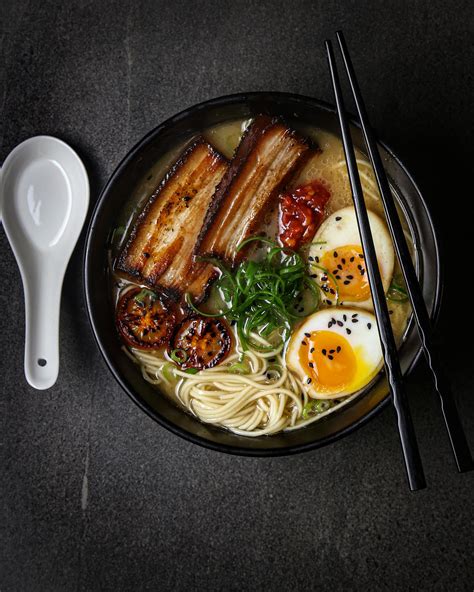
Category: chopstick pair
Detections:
[{"x1": 325, "y1": 31, "x2": 473, "y2": 490}]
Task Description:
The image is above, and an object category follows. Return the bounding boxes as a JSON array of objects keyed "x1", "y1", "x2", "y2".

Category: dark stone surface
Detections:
[{"x1": 1, "y1": 1, "x2": 473, "y2": 590}]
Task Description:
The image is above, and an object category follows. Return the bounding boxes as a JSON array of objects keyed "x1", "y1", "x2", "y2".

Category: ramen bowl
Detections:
[{"x1": 84, "y1": 92, "x2": 441, "y2": 455}]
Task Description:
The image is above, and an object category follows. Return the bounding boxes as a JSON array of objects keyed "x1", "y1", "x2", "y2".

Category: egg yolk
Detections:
[
  {"x1": 300, "y1": 330, "x2": 357, "y2": 393},
  {"x1": 321, "y1": 245, "x2": 370, "y2": 302}
]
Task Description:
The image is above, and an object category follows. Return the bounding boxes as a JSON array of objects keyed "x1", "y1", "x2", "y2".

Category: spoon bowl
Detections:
[{"x1": 1, "y1": 136, "x2": 89, "y2": 389}]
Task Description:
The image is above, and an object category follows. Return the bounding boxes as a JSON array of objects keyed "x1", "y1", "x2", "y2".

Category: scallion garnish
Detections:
[
  {"x1": 185, "y1": 237, "x2": 320, "y2": 350},
  {"x1": 228, "y1": 360, "x2": 250, "y2": 374},
  {"x1": 134, "y1": 288, "x2": 157, "y2": 305},
  {"x1": 302, "y1": 399, "x2": 333, "y2": 419},
  {"x1": 162, "y1": 362, "x2": 176, "y2": 382},
  {"x1": 170, "y1": 348, "x2": 188, "y2": 363},
  {"x1": 387, "y1": 275, "x2": 408, "y2": 302}
]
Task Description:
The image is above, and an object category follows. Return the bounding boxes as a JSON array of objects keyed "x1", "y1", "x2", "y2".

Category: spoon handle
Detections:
[{"x1": 23, "y1": 263, "x2": 62, "y2": 389}]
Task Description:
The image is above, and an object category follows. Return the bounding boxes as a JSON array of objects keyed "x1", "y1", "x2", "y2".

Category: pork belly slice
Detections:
[
  {"x1": 195, "y1": 116, "x2": 312, "y2": 265},
  {"x1": 116, "y1": 139, "x2": 228, "y2": 300}
]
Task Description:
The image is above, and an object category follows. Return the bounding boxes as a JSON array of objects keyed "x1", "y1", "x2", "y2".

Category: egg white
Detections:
[
  {"x1": 309, "y1": 206, "x2": 394, "y2": 310},
  {"x1": 286, "y1": 307, "x2": 383, "y2": 399}
]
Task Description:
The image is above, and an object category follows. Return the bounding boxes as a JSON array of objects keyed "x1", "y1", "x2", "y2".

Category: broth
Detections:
[{"x1": 110, "y1": 117, "x2": 414, "y2": 436}]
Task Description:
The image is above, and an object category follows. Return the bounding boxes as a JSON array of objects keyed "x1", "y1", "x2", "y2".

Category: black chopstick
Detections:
[
  {"x1": 325, "y1": 39, "x2": 426, "y2": 491},
  {"x1": 335, "y1": 30, "x2": 473, "y2": 474}
]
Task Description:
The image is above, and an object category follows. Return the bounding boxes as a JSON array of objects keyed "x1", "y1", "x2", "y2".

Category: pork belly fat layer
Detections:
[
  {"x1": 195, "y1": 116, "x2": 312, "y2": 265},
  {"x1": 116, "y1": 139, "x2": 228, "y2": 299}
]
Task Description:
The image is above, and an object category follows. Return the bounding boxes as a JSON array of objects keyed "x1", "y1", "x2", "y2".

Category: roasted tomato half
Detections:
[
  {"x1": 170, "y1": 316, "x2": 232, "y2": 370},
  {"x1": 279, "y1": 180, "x2": 330, "y2": 249},
  {"x1": 116, "y1": 287, "x2": 176, "y2": 349}
]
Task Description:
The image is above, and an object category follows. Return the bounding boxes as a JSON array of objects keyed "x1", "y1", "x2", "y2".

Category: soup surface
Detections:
[{"x1": 110, "y1": 117, "x2": 413, "y2": 436}]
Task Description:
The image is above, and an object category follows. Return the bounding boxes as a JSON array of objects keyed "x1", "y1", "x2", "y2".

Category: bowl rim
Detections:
[{"x1": 84, "y1": 91, "x2": 443, "y2": 456}]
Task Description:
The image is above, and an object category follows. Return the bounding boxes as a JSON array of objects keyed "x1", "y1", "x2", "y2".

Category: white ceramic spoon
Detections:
[{"x1": 1, "y1": 136, "x2": 89, "y2": 389}]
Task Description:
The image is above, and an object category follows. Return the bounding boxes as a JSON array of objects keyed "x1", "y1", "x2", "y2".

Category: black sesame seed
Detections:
[
  {"x1": 307, "y1": 378, "x2": 312, "y2": 384},
  {"x1": 336, "y1": 216, "x2": 342, "y2": 221},
  {"x1": 329, "y1": 349, "x2": 335, "y2": 354},
  {"x1": 310, "y1": 347, "x2": 315, "y2": 353},
  {"x1": 367, "y1": 323, "x2": 372, "y2": 329},
  {"x1": 359, "y1": 253, "x2": 364, "y2": 258},
  {"x1": 347, "y1": 275, "x2": 353, "y2": 279},
  {"x1": 338, "y1": 264, "x2": 343, "y2": 270},
  {"x1": 321, "y1": 275, "x2": 328, "y2": 281},
  {"x1": 341, "y1": 258, "x2": 346, "y2": 264},
  {"x1": 330, "y1": 288, "x2": 336, "y2": 295},
  {"x1": 315, "y1": 256, "x2": 320, "y2": 263},
  {"x1": 309, "y1": 362, "x2": 314, "y2": 368},
  {"x1": 308, "y1": 256, "x2": 314, "y2": 261},
  {"x1": 360, "y1": 269, "x2": 365, "y2": 275},
  {"x1": 332, "y1": 318, "x2": 336, "y2": 324},
  {"x1": 350, "y1": 257, "x2": 355, "y2": 262},
  {"x1": 344, "y1": 280, "x2": 350, "y2": 285},
  {"x1": 343, "y1": 314, "x2": 347, "y2": 322},
  {"x1": 304, "y1": 332, "x2": 311, "y2": 338},
  {"x1": 326, "y1": 300, "x2": 332, "y2": 305},
  {"x1": 333, "y1": 269, "x2": 339, "y2": 274},
  {"x1": 301, "y1": 340, "x2": 307, "y2": 346},
  {"x1": 335, "y1": 275, "x2": 341, "y2": 280},
  {"x1": 328, "y1": 322, "x2": 333, "y2": 328},
  {"x1": 352, "y1": 313, "x2": 358, "y2": 317},
  {"x1": 322, "y1": 349, "x2": 327, "y2": 356},
  {"x1": 328, "y1": 355, "x2": 334, "y2": 360},
  {"x1": 337, "y1": 320, "x2": 343, "y2": 327},
  {"x1": 352, "y1": 318, "x2": 359, "y2": 323},
  {"x1": 334, "y1": 251, "x2": 338, "y2": 257},
  {"x1": 336, "y1": 346, "x2": 341, "y2": 353},
  {"x1": 346, "y1": 328, "x2": 352, "y2": 334},
  {"x1": 311, "y1": 274, "x2": 317, "y2": 278}
]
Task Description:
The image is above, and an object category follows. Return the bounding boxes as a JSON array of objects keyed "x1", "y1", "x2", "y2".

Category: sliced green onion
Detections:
[
  {"x1": 134, "y1": 288, "x2": 157, "y2": 305},
  {"x1": 170, "y1": 348, "x2": 188, "y2": 363},
  {"x1": 185, "y1": 236, "x2": 322, "y2": 351},
  {"x1": 162, "y1": 362, "x2": 176, "y2": 382},
  {"x1": 387, "y1": 276, "x2": 408, "y2": 302},
  {"x1": 184, "y1": 292, "x2": 227, "y2": 318},
  {"x1": 302, "y1": 399, "x2": 333, "y2": 419},
  {"x1": 184, "y1": 368, "x2": 199, "y2": 375},
  {"x1": 228, "y1": 360, "x2": 250, "y2": 374}
]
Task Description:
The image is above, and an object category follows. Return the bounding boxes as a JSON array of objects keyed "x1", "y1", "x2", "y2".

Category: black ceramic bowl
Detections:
[{"x1": 84, "y1": 92, "x2": 441, "y2": 456}]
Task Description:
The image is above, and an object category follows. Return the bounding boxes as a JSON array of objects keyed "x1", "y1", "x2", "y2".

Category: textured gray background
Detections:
[{"x1": 1, "y1": 1, "x2": 473, "y2": 591}]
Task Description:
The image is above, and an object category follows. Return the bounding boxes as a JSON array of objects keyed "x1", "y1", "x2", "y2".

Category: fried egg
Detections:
[
  {"x1": 286, "y1": 308, "x2": 383, "y2": 399},
  {"x1": 309, "y1": 206, "x2": 394, "y2": 310}
]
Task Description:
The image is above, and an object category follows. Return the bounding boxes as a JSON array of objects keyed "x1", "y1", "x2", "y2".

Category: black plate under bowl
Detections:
[{"x1": 84, "y1": 92, "x2": 441, "y2": 456}]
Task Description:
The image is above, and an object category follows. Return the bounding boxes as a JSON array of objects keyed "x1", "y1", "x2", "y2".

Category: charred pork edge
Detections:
[
  {"x1": 194, "y1": 115, "x2": 315, "y2": 264},
  {"x1": 236, "y1": 145, "x2": 321, "y2": 258},
  {"x1": 115, "y1": 137, "x2": 227, "y2": 281},
  {"x1": 194, "y1": 115, "x2": 274, "y2": 257}
]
